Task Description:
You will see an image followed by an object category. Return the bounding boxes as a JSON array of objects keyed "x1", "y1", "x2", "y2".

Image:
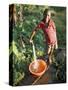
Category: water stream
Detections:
[{"x1": 32, "y1": 43, "x2": 38, "y2": 69}]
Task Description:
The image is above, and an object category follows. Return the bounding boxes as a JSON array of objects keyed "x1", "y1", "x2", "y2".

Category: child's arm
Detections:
[
  {"x1": 30, "y1": 21, "x2": 43, "y2": 43},
  {"x1": 30, "y1": 26, "x2": 39, "y2": 43},
  {"x1": 55, "y1": 40, "x2": 58, "y2": 49},
  {"x1": 52, "y1": 21, "x2": 58, "y2": 49},
  {"x1": 54, "y1": 27, "x2": 58, "y2": 49},
  {"x1": 30, "y1": 30, "x2": 36, "y2": 43}
]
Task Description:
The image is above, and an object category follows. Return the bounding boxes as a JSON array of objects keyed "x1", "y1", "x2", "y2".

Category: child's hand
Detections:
[{"x1": 30, "y1": 39, "x2": 33, "y2": 44}]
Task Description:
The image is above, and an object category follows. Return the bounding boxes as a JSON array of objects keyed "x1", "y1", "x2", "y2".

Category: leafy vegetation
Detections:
[{"x1": 9, "y1": 4, "x2": 66, "y2": 85}]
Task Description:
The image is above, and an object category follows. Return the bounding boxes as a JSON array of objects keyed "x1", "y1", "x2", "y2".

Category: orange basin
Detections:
[{"x1": 29, "y1": 59, "x2": 47, "y2": 77}]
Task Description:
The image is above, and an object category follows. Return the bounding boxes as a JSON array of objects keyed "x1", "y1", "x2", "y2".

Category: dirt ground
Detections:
[{"x1": 17, "y1": 48, "x2": 66, "y2": 86}]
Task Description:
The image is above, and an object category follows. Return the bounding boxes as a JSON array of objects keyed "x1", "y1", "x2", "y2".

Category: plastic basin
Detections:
[{"x1": 29, "y1": 59, "x2": 47, "y2": 77}]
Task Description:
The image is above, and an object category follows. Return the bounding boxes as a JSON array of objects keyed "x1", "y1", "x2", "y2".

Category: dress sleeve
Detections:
[{"x1": 34, "y1": 21, "x2": 44, "y2": 31}]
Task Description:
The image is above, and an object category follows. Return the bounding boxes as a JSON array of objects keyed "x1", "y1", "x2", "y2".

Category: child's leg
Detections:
[
  {"x1": 47, "y1": 45, "x2": 51, "y2": 55},
  {"x1": 46, "y1": 45, "x2": 52, "y2": 64},
  {"x1": 51, "y1": 45, "x2": 54, "y2": 55},
  {"x1": 49, "y1": 45, "x2": 54, "y2": 63},
  {"x1": 45, "y1": 44, "x2": 54, "y2": 64}
]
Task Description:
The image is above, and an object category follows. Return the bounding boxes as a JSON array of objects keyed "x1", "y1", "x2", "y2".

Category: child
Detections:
[{"x1": 30, "y1": 9, "x2": 58, "y2": 64}]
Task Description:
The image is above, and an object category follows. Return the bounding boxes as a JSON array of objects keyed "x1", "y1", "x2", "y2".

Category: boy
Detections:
[{"x1": 30, "y1": 9, "x2": 58, "y2": 64}]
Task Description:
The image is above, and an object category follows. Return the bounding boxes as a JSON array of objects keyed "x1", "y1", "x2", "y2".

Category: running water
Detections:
[{"x1": 32, "y1": 43, "x2": 39, "y2": 70}]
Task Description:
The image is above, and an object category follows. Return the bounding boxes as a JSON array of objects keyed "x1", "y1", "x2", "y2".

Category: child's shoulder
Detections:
[
  {"x1": 37, "y1": 20, "x2": 45, "y2": 28},
  {"x1": 39, "y1": 20, "x2": 45, "y2": 26},
  {"x1": 49, "y1": 19, "x2": 56, "y2": 29}
]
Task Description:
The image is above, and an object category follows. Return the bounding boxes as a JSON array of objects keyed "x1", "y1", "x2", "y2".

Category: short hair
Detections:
[{"x1": 43, "y1": 9, "x2": 51, "y2": 16}]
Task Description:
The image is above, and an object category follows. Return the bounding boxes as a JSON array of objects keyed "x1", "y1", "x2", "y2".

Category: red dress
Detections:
[{"x1": 36, "y1": 19, "x2": 57, "y2": 45}]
